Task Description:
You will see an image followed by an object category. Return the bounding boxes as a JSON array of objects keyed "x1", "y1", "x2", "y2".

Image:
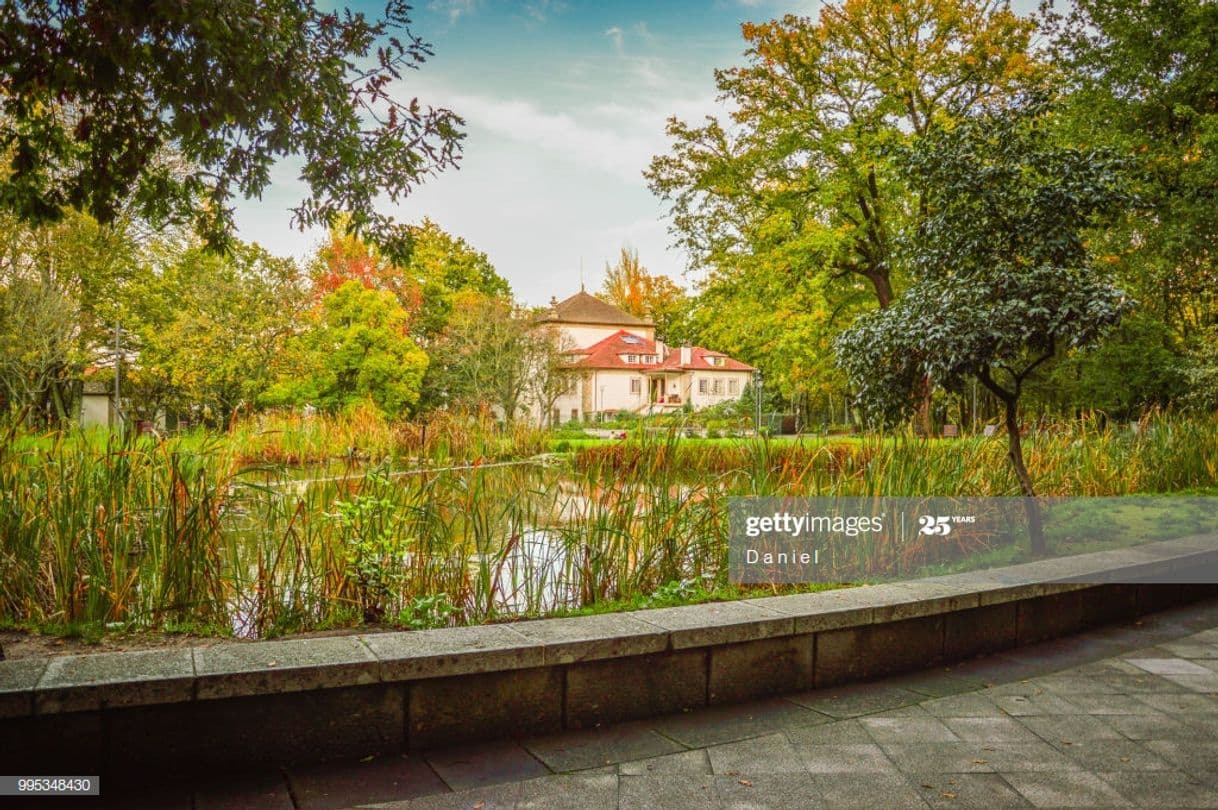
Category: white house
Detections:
[{"x1": 537, "y1": 291, "x2": 755, "y2": 423}]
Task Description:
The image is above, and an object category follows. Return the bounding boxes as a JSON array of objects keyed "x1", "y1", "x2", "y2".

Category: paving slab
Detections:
[
  {"x1": 651, "y1": 697, "x2": 829, "y2": 748},
  {"x1": 787, "y1": 682, "x2": 924, "y2": 718},
  {"x1": 808, "y1": 772, "x2": 930, "y2": 809},
  {"x1": 1050, "y1": 737, "x2": 1175, "y2": 773},
  {"x1": 859, "y1": 714, "x2": 960, "y2": 744},
  {"x1": 194, "y1": 772, "x2": 295, "y2": 810},
  {"x1": 793, "y1": 742, "x2": 898, "y2": 774},
  {"x1": 290, "y1": 753, "x2": 448, "y2": 809},
  {"x1": 713, "y1": 772, "x2": 826, "y2": 809},
  {"x1": 1000, "y1": 769, "x2": 1131, "y2": 807},
  {"x1": 880, "y1": 741, "x2": 1000, "y2": 774},
  {"x1": 705, "y1": 731, "x2": 808, "y2": 775},
  {"x1": 1097, "y1": 770, "x2": 1218, "y2": 808},
  {"x1": 618, "y1": 748, "x2": 712, "y2": 776},
  {"x1": 425, "y1": 741, "x2": 550, "y2": 791},
  {"x1": 908, "y1": 773, "x2": 1033, "y2": 809},
  {"x1": 193, "y1": 636, "x2": 377, "y2": 700},
  {"x1": 512, "y1": 772, "x2": 619, "y2": 810},
  {"x1": 523, "y1": 721, "x2": 682, "y2": 772},
  {"x1": 918, "y1": 693, "x2": 1007, "y2": 718},
  {"x1": 941, "y1": 716, "x2": 1042, "y2": 743},
  {"x1": 36, "y1": 648, "x2": 194, "y2": 712},
  {"x1": 619, "y1": 773, "x2": 722, "y2": 809}
]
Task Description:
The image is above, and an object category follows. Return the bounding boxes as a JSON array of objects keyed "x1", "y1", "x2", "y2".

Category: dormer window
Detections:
[{"x1": 626, "y1": 353, "x2": 638, "y2": 363}]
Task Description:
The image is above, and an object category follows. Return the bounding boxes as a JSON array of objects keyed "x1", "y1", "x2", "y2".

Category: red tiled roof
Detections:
[
  {"x1": 567, "y1": 330, "x2": 662, "y2": 370},
  {"x1": 654, "y1": 346, "x2": 756, "y2": 372},
  {"x1": 566, "y1": 331, "x2": 756, "y2": 372}
]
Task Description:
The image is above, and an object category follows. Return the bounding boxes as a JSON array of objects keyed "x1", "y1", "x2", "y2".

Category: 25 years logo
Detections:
[{"x1": 917, "y1": 515, "x2": 977, "y2": 536}]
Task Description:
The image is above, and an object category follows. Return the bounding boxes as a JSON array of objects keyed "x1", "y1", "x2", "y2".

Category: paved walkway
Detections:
[{"x1": 99, "y1": 598, "x2": 1218, "y2": 809}]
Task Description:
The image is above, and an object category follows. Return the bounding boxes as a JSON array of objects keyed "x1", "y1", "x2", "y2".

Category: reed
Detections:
[{"x1": 2, "y1": 412, "x2": 1215, "y2": 638}]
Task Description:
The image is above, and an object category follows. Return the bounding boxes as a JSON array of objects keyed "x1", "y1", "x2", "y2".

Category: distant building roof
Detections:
[
  {"x1": 566, "y1": 330, "x2": 663, "y2": 370},
  {"x1": 654, "y1": 346, "x2": 756, "y2": 373},
  {"x1": 540, "y1": 290, "x2": 653, "y2": 327}
]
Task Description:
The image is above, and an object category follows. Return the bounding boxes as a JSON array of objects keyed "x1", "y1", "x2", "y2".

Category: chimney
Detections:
[
  {"x1": 655, "y1": 340, "x2": 667, "y2": 359},
  {"x1": 680, "y1": 345, "x2": 692, "y2": 365}
]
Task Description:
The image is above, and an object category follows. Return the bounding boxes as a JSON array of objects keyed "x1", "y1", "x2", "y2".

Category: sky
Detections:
[{"x1": 231, "y1": 0, "x2": 1041, "y2": 306}]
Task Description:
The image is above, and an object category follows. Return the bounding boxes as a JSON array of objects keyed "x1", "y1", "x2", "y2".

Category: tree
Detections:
[
  {"x1": 836, "y1": 99, "x2": 1132, "y2": 554},
  {"x1": 1, "y1": 0, "x2": 463, "y2": 258},
  {"x1": 263, "y1": 280, "x2": 427, "y2": 417},
  {"x1": 1043, "y1": 0, "x2": 1218, "y2": 342},
  {"x1": 599, "y1": 247, "x2": 687, "y2": 342},
  {"x1": 427, "y1": 292, "x2": 569, "y2": 424},
  {"x1": 136, "y1": 243, "x2": 306, "y2": 425},
  {"x1": 403, "y1": 219, "x2": 511, "y2": 345},
  {"x1": 646, "y1": 0, "x2": 1039, "y2": 421},
  {"x1": 308, "y1": 217, "x2": 510, "y2": 346},
  {"x1": 0, "y1": 209, "x2": 142, "y2": 425}
]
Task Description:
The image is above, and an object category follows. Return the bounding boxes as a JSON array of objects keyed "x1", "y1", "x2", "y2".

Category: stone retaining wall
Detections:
[{"x1": 3, "y1": 534, "x2": 1217, "y2": 785}]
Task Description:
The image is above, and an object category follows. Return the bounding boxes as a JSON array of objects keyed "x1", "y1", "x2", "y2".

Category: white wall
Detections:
[{"x1": 688, "y1": 370, "x2": 751, "y2": 410}]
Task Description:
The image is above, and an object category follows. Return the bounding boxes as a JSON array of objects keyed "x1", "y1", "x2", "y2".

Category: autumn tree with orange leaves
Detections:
[{"x1": 600, "y1": 247, "x2": 688, "y2": 343}]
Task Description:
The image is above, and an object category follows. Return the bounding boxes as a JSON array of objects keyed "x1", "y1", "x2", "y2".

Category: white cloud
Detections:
[
  {"x1": 430, "y1": 0, "x2": 478, "y2": 24},
  {"x1": 604, "y1": 25, "x2": 624, "y2": 53}
]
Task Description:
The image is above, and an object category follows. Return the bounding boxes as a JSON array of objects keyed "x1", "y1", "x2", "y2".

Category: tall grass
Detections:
[{"x1": 2, "y1": 413, "x2": 1215, "y2": 638}]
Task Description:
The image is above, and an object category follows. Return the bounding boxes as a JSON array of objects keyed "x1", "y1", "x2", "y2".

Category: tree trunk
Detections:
[{"x1": 1003, "y1": 398, "x2": 1046, "y2": 556}]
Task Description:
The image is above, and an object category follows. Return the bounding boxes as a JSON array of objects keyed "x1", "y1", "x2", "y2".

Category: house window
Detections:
[
  {"x1": 626, "y1": 354, "x2": 638, "y2": 363},
  {"x1": 630, "y1": 378, "x2": 641, "y2": 394},
  {"x1": 570, "y1": 408, "x2": 579, "y2": 421},
  {"x1": 729, "y1": 379, "x2": 739, "y2": 395},
  {"x1": 712, "y1": 379, "x2": 723, "y2": 395},
  {"x1": 698, "y1": 378, "x2": 708, "y2": 394}
]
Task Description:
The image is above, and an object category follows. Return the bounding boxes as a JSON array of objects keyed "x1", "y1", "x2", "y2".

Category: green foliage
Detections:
[
  {"x1": 136, "y1": 242, "x2": 305, "y2": 425},
  {"x1": 0, "y1": 0, "x2": 463, "y2": 258},
  {"x1": 1037, "y1": 313, "x2": 1189, "y2": 418},
  {"x1": 326, "y1": 471, "x2": 404, "y2": 622},
  {"x1": 1044, "y1": 0, "x2": 1218, "y2": 339},
  {"x1": 838, "y1": 98, "x2": 1133, "y2": 426},
  {"x1": 263, "y1": 281, "x2": 428, "y2": 418}
]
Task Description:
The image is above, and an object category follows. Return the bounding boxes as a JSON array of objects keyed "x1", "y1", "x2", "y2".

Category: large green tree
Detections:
[
  {"x1": 0, "y1": 0, "x2": 463, "y2": 258},
  {"x1": 263, "y1": 280, "x2": 428, "y2": 418},
  {"x1": 135, "y1": 243, "x2": 306, "y2": 425},
  {"x1": 837, "y1": 99, "x2": 1131, "y2": 552},
  {"x1": 647, "y1": 0, "x2": 1039, "y2": 412},
  {"x1": 1044, "y1": 0, "x2": 1218, "y2": 340}
]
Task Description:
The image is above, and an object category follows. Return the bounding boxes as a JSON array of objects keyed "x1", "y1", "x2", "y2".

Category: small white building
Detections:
[{"x1": 538, "y1": 291, "x2": 755, "y2": 423}]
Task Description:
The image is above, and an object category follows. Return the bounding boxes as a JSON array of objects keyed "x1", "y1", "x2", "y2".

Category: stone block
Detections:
[
  {"x1": 944, "y1": 602, "x2": 1018, "y2": 660},
  {"x1": 565, "y1": 649, "x2": 706, "y2": 729},
  {"x1": 408, "y1": 665, "x2": 562, "y2": 750},
  {"x1": 193, "y1": 635, "x2": 378, "y2": 700},
  {"x1": 633, "y1": 600, "x2": 792, "y2": 648},
  {"x1": 0, "y1": 710, "x2": 103, "y2": 774},
  {"x1": 363, "y1": 624, "x2": 544, "y2": 681},
  {"x1": 1079, "y1": 583, "x2": 1140, "y2": 628},
  {"x1": 35, "y1": 648, "x2": 194, "y2": 713},
  {"x1": 708, "y1": 635, "x2": 813, "y2": 704},
  {"x1": 0, "y1": 656, "x2": 47, "y2": 718},
  {"x1": 107, "y1": 683, "x2": 404, "y2": 781},
  {"x1": 815, "y1": 615, "x2": 944, "y2": 687},
  {"x1": 747, "y1": 588, "x2": 875, "y2": 634},
  {"x1": 1017, "y1": 590, "x2": 1083, "y2": 645},
  {"x1": 508, "y1": 612, "x2": 667, "y2": 665}
]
